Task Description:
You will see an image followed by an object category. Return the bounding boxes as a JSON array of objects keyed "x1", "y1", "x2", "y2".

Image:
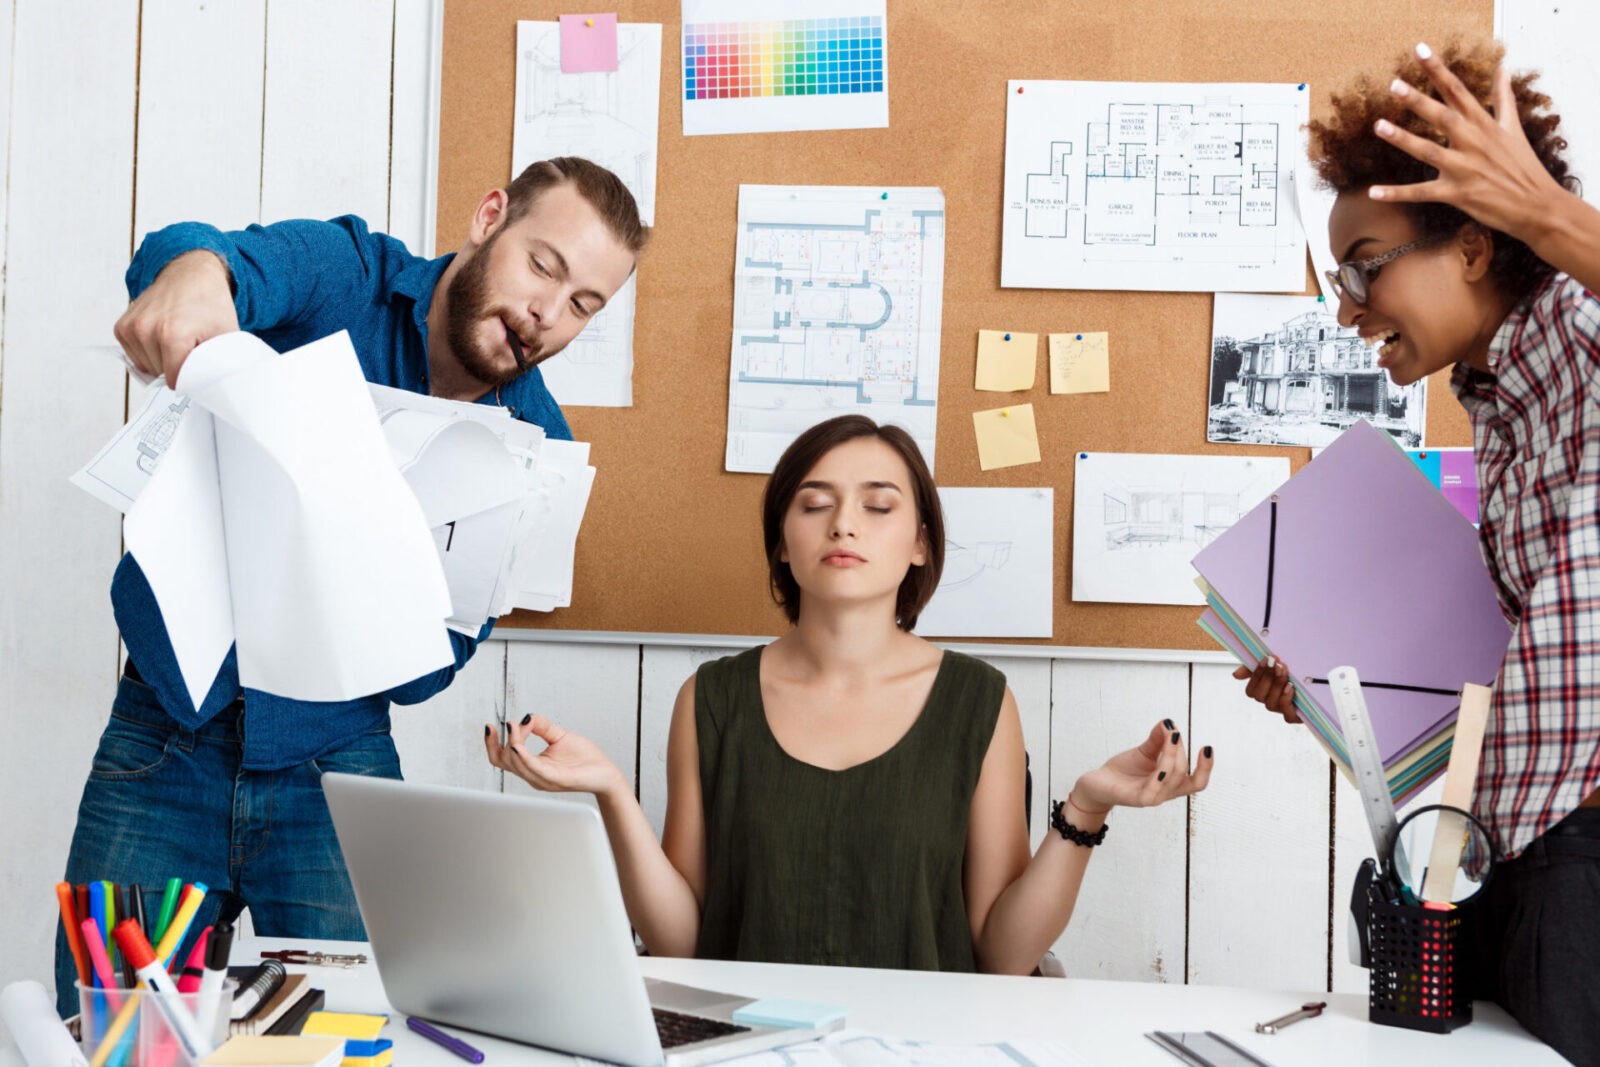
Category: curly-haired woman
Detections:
[{"x1": 1236, "y1": 40, "x2": 1600, "y2": 1061}]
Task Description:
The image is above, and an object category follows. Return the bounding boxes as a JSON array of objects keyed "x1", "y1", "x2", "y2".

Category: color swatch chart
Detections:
[{"x1": 683, "y1": 17, "x2": 885, "y2": 100}]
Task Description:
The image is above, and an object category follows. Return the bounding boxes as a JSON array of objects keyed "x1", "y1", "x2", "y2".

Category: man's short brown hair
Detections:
[
  {"x1": 762, "y1": 415, "x2": 945, "y2": 631},
  {"x1": 504, "y1": 156, "x2": 650, "y2": 255}
]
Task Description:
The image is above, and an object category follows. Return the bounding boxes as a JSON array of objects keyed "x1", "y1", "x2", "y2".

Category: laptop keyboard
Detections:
[{"x1": 652, "y1": 1007, "x2": 751, "y2": 1049}]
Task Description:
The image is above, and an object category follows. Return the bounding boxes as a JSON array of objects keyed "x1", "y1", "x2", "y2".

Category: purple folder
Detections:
[{"x1": 1192, "y1": 420, "x2": 1510, "y2": 769}]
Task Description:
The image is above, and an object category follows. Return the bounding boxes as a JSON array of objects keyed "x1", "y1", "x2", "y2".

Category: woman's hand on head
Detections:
[
  {"x1": 1071, "y1": 720, "x2": 1214, "y2": 812},
  {"x1": 1371, "y1": 47, "x2": 1568, "y2": 241},
  {"x1": 482, "y1": 713, "x2": 627, "y2": 798},
  {"x1": 1231, "y1": 660, "x2": 1300, "y2": 722}
]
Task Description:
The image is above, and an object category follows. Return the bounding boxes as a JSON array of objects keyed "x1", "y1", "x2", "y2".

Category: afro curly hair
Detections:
[{"x1": 1307, "y1": 39, "x2": 1576, "y2": 303}]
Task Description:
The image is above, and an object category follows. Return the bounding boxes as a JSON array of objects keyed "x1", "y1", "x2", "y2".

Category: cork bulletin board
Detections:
[{"x1": 438, "y1": 0, "x2": 1492, "y2": 649}]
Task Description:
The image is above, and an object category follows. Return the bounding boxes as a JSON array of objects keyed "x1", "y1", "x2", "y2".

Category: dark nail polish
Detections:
[
  {"x1": 484, "y1": 724, "x2": 491, "y2": 737},
  {"x1": 1204, "y1": 745, "x2": 1214, "y2": 759},
  {"x1": 1157, "y1": 771, "x2": 1167, "y2": 782},
  {"x1": 1163, "y1": 718, "x2": 1174, "y2": 730},
  {"x1": 520, "y1": 713, "x2": 532, "y2": 726},
  {"x1": 1171, "y1": 731, "x2": 1180, "y2": 744}
]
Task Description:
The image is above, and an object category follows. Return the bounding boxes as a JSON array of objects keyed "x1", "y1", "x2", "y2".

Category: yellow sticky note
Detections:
[
  {"x1": 974, "y1": 330, "x2": 1038, "y2": 391},
  {"x1": 1049, "y1": 332, "x2": 1110, "y2": 394},
  {"x1": 972, "y1": 404, "x2": 1041, "y2": 470},
  {"x1": 300, "y1": 1013, "x2": 388, "y2": 1041}
]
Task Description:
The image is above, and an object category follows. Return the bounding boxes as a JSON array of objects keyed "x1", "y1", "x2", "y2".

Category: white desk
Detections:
[
  {"x1": 237, "y1": 938, "x2": 1558, "y2": 1066},
  {"x1": 1, "y1": 938, "x2": 1558, "y2": 1067}
]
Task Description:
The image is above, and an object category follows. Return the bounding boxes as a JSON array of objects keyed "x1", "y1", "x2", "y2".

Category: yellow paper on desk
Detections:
[
  {"x1": 1049, "y1": 332, "x2": 1110, "y2": 394},
  {"x1": 973, "y1": 404, "x2": 1041, "y2": 470},
  {"x1": 300, "y1": 1013, "x2": 388, "y2": 1041},
  {"x1": 203, "y1": 1036, "x2": 344, "y2": 1067},
  {"x1": 974, "y1": 330, "x2": 1037, "y2": 391}
]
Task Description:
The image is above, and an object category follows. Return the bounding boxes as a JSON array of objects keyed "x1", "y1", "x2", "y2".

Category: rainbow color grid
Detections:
[{"x1": 683, "y1": 17, "x2": 884, "y2": 100}]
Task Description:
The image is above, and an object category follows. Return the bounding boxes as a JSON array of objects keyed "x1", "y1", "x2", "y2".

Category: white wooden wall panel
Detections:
[
  {"x1": 502, "y1": 642, "x2": 641, "y2": 815},
  {"x1": 1048, "y1": 661, "x2": 1189, "y2": 982},
  {"x1": 390, "y1": 0, "x2": 442, "y2": 255},
  {"x1": 0, "y1": 0, "x2": 139, "y2": 995},
  {"x1": 391, "y1": 643, "x2": 506, "y2": 791},
  {"x1": 260, "y1": 0, "x2": 395, "y2": 225},
  {"x1": 1503, "y1": 5, "x2": 1600, "y2": 202},
  {"x1": 134, "y1": 1, "x2": 266, "y2": 236},
  {"x1": 1187, "y1": 664, "x2": 1329, "y2": 991},
  {"x1": 639, "y1": 647, "x2": 731, "y2": 838}
]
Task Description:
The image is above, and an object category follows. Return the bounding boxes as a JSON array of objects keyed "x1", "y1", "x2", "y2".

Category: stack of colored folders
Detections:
[{"x1": 1191, "y1": 420, "x2": 1513, "y2": 805}]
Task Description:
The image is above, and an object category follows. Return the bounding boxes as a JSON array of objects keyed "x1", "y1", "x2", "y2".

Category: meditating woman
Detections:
[{"x1": 485, "y1": 414, "x2": 1211, "y2": 974}]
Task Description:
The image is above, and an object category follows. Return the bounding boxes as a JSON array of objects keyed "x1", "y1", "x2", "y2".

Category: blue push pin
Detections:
[
  {"x1": 1076, "y1": 333, "x2": 1083, "y2": 340},
  {"x1": 1317, "y1": 295, "x2": 1326, "y2": 302},
  {"x1": 1004, "y1": 333, "x2": 1011, "y2": 341},
  {"x1": 1298, "y1": 83, "x2": 1306, "y2": 91},
  {"x1": 1079, "y1": 452, "x2": 1088, "y2": 460},
  {"x1": 880, "y1": 191, "x2": 888, "y2": 200}
]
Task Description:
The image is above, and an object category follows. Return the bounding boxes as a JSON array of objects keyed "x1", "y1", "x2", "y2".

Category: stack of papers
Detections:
[
  {"x1": 1191, "y1": 420, "x2": 1512, "y2": 804},
  {"x1": 73, "y1": 332, "x2": 596, "y2": 711}
]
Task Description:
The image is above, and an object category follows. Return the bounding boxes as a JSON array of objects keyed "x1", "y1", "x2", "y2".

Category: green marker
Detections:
[{"x1": 153, "y1": 876, "x2": 183, "y2": 944}]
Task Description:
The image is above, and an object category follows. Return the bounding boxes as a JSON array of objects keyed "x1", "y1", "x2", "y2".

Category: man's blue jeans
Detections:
[{"x1": 55, "y1": 673, "x2": 400, "y2": 1015}]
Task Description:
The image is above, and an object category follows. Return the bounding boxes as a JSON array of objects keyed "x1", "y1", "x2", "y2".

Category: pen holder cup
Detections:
[
  {"x1": 1366, "y1": 899, "x2": 1473, "y2": 1033},
  {"x1": 77, "y1": 980, "x2": 236, "y2": 1067}
]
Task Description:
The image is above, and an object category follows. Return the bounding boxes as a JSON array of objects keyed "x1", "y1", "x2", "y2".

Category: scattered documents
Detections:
[
  {"x1": 972, "y1": 405, "x2": 1040, "y2": 471},
  {"x1": 1002, "y1": 80, "x2": 1307, "y2": 292},
  {"x1": 1192, "y1": 419, "x2": 1513, "y2": 803},
  {"x1": 726, "y1": 185, "x2": 944, "y2": 473},
  {"x1": 974, "y1": 330, "x2": 1037, "y2": 391},
  {"x1": 681, "y1": 0, "x2": 889, "y2": 136},
  {"x1": 704, "y1": 1030, "x2": 1090, "y2": 1066},
  {"x1": 75, "y1": 333, "x2": 599, "y2": 711},
  {"x1": 559, "y1": 13, "x2": 619, "y2": 73},
  {"x1": 1048, "y1": 332, "x2": 1109, "y2": 394},
  {"x1": 512, "y1": 19, "x2": 661, "y2": 406},
  {"x1": 1072, "y1": 451, "x2": 1287, "y2": 605},
  {"x1": 917, "y1": 488, "x2": 1053, "y2": 638}
]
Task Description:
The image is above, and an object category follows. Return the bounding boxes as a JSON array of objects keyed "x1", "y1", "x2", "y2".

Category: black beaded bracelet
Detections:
[{"x1": 1050, "y1": 799, "x2": 1110, "y2": 847}]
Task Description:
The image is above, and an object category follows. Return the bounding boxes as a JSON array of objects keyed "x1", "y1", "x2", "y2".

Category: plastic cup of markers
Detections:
[{"x1": 78, "y1": 980, "x2": 235, "y2": 1067}]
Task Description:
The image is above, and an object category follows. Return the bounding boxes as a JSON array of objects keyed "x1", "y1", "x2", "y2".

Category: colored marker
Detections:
[
  {"x1": 195, "y1": 922, "x2": 234, "y2": 1040},
  {"x1": 154, "y1": 882, "x2": 207, "y2": 970},
  {"x1": 176, "y1": 928, "x2": 210, "y2": 993},
  {"x1": 152, "y1": 878, "x2": 183, "y2": 945},
  {"x1": 81, "y1": 920, "x2": 120, "y2": 995},
  {"x1": 114, "y1": 920, "x2": 208, "y2": 1059},
  {"x1": 407, "y1": 1018, "x2": 485, "y2": 1064},
  {"x1": 57, "y1": 882, "x2": 91, "y2": 987}
]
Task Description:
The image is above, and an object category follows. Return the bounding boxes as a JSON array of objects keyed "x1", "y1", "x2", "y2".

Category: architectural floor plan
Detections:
[
  {"x1": 1002, "y1": 81, "x2": 1307, "y2": 292},
  {"x1": 726, "y1": 185, "x2": 945, "y2": 473}
]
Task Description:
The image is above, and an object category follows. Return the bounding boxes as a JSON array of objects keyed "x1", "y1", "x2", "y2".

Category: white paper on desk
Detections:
[
  {"x1": 129, "y1": 331, "x2": 454, "y2": 708},
  {"x1": 916, "y1": 488, "x2": 1053, "y2": 639},
  {"x1": 705, "y1": 1030, "x2": 1090, "y2": 1067}
]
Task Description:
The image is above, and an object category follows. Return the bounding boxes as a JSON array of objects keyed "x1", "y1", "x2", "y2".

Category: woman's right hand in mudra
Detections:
[{"x1": 484, "y1": 713, "x2": 627, "y2": 797}]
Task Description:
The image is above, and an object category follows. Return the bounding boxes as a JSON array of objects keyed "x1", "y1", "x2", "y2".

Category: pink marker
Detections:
[
  {"x1": 175, "y1": 929, "x2": 210, "y2": 993},
  {"x1": 80, "y1": 919, "x2": 123, "y2": 1002}
]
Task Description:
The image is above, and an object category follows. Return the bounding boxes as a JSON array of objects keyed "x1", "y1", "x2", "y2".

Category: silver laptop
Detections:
[{"x1": 322, "y1": 773, "x2": 841, "y2": 1067}]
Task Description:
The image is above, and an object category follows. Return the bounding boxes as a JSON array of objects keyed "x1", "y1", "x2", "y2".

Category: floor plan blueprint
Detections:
[
  {"x1": 1002, "y1": 81, "x2": 1307, "y2": 292},
  {"x1": 726, "y1": 185, "x2": 945, "y2": 473},
  {"x1": 512, "y1": 20, "x2": 661, "y2": 406}
]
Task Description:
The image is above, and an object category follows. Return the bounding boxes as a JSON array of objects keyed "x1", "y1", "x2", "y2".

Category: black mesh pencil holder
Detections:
[
  {"x1": 1362, "y1": 804, "x2": 1497, "y2": 1034},
  {"x1": 1367, "y1": 896, "x2": 1473, "y2": 1032}
]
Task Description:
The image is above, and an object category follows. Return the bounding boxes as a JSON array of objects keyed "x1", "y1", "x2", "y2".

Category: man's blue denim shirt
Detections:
[{"x1": 114, "y1": 216, "x2": 572, "y2": 770}]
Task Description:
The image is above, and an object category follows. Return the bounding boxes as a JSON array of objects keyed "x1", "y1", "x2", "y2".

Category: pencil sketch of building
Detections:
[
  {"x1": 1100, "y1": 482, "x2": 1251, "y2": 552},
  {"x1": 1207, "y1": 296, "x2": 1425, "y2": 449}
]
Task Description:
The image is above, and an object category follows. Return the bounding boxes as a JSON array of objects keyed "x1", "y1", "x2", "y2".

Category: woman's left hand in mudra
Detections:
[{"x1": 1072, "y1": 720, "x2": 1215, "y2": 812}]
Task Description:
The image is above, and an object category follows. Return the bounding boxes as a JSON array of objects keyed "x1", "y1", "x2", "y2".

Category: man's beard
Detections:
[{"x1": 444, "y1": 231, "x2": 545, "y2": 389}]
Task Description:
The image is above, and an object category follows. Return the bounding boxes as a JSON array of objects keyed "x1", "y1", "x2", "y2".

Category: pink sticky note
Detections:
[{"x1": 560, "y1": 13, "x2": 619, "y2": 73}]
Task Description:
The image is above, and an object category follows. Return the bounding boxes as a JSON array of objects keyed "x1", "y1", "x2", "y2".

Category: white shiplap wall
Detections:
[{"x1": 0, "y1": 0, "x2": 1593, "y2": 1008}]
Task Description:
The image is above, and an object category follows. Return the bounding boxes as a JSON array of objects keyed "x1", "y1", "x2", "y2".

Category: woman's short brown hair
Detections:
[
  {"x1": 1307, "y1": 39, "x2": 1573, "y2": 303},
  {"x1": 762, "y1": 415, "x2": 944, "y2": 631}
]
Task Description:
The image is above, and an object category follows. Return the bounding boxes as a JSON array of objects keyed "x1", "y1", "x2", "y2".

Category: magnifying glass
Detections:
[{"x1": 1387, "y1": 803, "x2": 1498, "y2": 906}]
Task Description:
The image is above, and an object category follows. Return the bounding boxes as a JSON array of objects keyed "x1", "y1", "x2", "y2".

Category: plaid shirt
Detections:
[{"x1": 1452, "y1": 272, "x2": 1600, "y2": 860}]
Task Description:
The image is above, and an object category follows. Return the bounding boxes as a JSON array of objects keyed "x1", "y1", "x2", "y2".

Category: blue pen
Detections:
[{"x1": 407, "y1": 1017, "x2": 485, "y2": 1063}]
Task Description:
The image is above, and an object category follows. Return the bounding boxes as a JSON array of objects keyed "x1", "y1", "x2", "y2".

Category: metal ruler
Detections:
[{"x1": 1327, "y1": 665, "x2": 1407, "y2": 873}]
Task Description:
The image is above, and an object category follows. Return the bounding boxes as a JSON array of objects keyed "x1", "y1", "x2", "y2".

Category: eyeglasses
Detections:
[{"x1": 1324, "y1": 238, "x2": 1436, "y2": 306}]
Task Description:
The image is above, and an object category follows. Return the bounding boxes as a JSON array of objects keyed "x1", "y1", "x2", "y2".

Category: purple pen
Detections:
[{"x1": 407, "y1": 1016, "x2": 486, "y2": 1064}]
